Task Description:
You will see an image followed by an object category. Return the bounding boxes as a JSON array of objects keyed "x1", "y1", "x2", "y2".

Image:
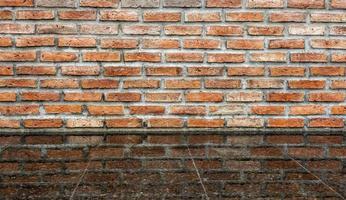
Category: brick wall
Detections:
[{"x1": 0, "y1": 0, "x2": 345, "y2": 198}]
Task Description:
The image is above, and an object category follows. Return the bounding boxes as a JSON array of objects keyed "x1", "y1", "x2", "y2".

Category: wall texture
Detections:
[
  {"x1": 0, "y1": 0, "x2": 345, "y2": 130},
  {"x1": 0, "y1": 0, "x2": 346, "y2": 199}
]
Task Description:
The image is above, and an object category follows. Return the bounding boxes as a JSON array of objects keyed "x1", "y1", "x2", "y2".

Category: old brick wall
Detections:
[{"x1": 0, "y1": 0, "x2": 346, "y2": 199}]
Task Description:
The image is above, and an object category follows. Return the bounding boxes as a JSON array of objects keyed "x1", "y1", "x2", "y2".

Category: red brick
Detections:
[
  {"x1": 0, "y1": 10, "x2": 12, "y2": 19},
  {"x1": 64, "y1": 92, "x2": 102, "y2": 102},
  {"x1": 310, "y1": 66, "x2": 345, "y2": 76},
  {"x1": 0, "y1": 66, "x2": 13, "y2": 76},
  {"x1": 0, "y1": 51, "x2": 36, "y2": 61},
  {"x1": 129, "y1": 106, "x2": 165, "y2": 115},
  {"x1": 288, "y1": 80, "x2": 325, "y2": 89},
  {"x1": 0, "y1": 37, "x2": 11, "y2": 47},
  {"x1": 288, "y1": 0, "x2": 325, "y2": 8},
  {"x1": 105, "y1": 92, "x2": 141, "y2": 102},
  {"x1": 267, "y1": 118, "x2": 305, "y2": 128},
  {"x1": 123, "y1": 80, "x2": 159, "y2": 88},
  {"x1": 248, "y1": 26, "x2": 284, "y2": 36},
  {"x1": 269, "y1": 39, "x2": 305, "y2": 49},
  {"x1": 186, "y1": 12, "x2": 221, "y2": 22},
  {"x1": 289, "y1": 25, "x2": 325, "y2": 35},
  {"x1": 206, "y1": 0, "x2": 241, "y2": 7},
  {"x1": 206, "y1": 25, "x2": 243, "y2": 36},
  {"x1": 184, "y1": 39, "x2": 221, "y2": 49},
  {"x1": 0, "y1": 92, "x2": 16, "y2": 102},
  {"x1": 143, "y1": 39, "x2": 179, "y2": 49},
  {"x1": 187, "y1": 118, "x2": 224, "y2": 128},
  {"x1": 101, "y1": 39, "x2": 138, "y2": 49},
  {"x1": 308, "y1": 118, "x2": 344, "y2": 128},
  {"x1": 0, "y1": 120, "x2": 20, "y2": 128},
  {"x1": 269, "y1": 66, "x2": 305, "y2": 77},
  {"x1": 331, "y1": 0, "x2": 346, "y2": 9},
  {"x1": 147, "y1": 118, "x2": 184, "y2": 128},
  {"x1": 163, "y1": 0, "x2": 201, "y2": 7},
  {"x1": 40, "y1": 79, "x2": 79, "y2": 89},
  {"x1": 23, "y1": 119, "x2": 63, "y2": 128},
  {"x1": 0, "y1": 23, "x2": 34, "y2": 34},
  {"x1": 58, "y1": 37, "x2": 96, "y2": 47},
  {"x1": 251, "y1": 106, "x2": 285, "y2": 115},
  {"x1": 269, "y1": 12, "x2": 306, "y2": 22},
  {"x1": 16, "y1": 10, "x2": 54, "y2": 20},
  {"x1": 247, "y1": 0, "x2": 284, "y2": 8},
  {"x1": 44, "y1": 104, "x2": 82, "y2": 114},
  {"x1": 105, "y1": 118, "x2": 142, "y2": 128},
  {"x1": 143, "y1": 11, "x2": 181, "y2": 22},
  {"x1": 290, "y1": 105, "x2": 325, "y2": 115},
  {"x1": 0, "y1": 105, "x2": 39, "y2": 115},
  {"x1": 16, "y1": 66, "x2": 56, "y2": 75},
  {"x1": 41, "y1": 51, "x2": 78, "y2": 62},
  {"x1": 208, "y1": 53, "x2": 245, "y2": 63},
  {"x1": 81, "y1": 79, "x2": 119, "y2": 89},
  {"x1": 186, "y1": 92, "x2": 223, "y2": 102},
  {"x1": 311, "y1": 39, "x2": 346, "y2": 49},
  {"x1": 21, "y1": 91, "x2": 60, "y2": 101},
  {"x1": 61, "y1": 66, "x2": 100, "y2": 76},
  {"x1": 267, "y1": 92, "x2": 305, "y2": 102},
  {"x1": 83, "y1": 52, "x2": 120, "y2": 62},
  {"x1": 87, "y1": 105, "x2": 124, "y2": 115},
  {"x1": 331, "y1": 105, "x2": 346, "y2": 115},
  {"x1": 123, "y1": 25, "x2": 160, "y2": 35},
  {"x1": 0, "y1": 0, "x2": 33, "y2": 6},
  {"x1": 308, "y1": 92, "x2": 345, "y2": 102},
  {"x1": 226, "y1": 12, "x2": 264, "y2": 22},
  {"x1": 104, "y1": 67, "x2": 141, "y2": 76},
  {"x1": 80, "y1": 0, "x2": 118, "y2": 7},
  {"x1": 227, "y1": 92, "x2": 263, "y2": 102},
  {"x1": 205, "y1": 79, "x2": 241, "y2": 89},
  {"x1": 170, "y1": 106, "x2": 206, "y2": 115},
  {"x1": 250, "y1": 52, "x2": 286, "y2": 62},
  {"x1": 124, "y1": 52, "x2": 161, "y2": 62},
  {"x1": 228, "y1": 66, "x2": 264, "y2": 76},
  {"x1": 66, "y1": 119, "x2": 103, "y2": 128},
  {"x1": 165, "y1": 79, "x2": 201, "y2": 89},
  {"x1": 100, "y1": 10, "x2": 138, "y2": 21},
  {"x1": 247, "y1": 79, "x2": 284, "y2": 88},
  {"x1": 0, "y1": 79, "x2": 36, "y2": 88},
  {"x1": 58, "y1": 10, "x2": 96, "y2": 20},
  {"x1": 227, "y1": 39, "x2": 264, "y2": 50},
  {"x1": 146, "y1": 67, "x2": 182, "y2": 76},
  {"x1": 145, "y1": 93, "x2": 181, "y2": 102},
  {"x1": 166, "y1": 52, "x2": 203, "y2": 62}
]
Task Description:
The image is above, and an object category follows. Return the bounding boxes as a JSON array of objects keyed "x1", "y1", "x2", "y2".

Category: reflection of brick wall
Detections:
[
  {"x1": 0, "y1": 0, "x2": 346, "y2": 198},
  {"x1": 1, "y1": 132, "x2": 345, "y2": 198}
]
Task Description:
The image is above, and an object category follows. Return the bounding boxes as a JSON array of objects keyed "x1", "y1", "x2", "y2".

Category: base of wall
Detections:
[{"x1": 0, "y1": 131, "x2": 345, "y2": 199}]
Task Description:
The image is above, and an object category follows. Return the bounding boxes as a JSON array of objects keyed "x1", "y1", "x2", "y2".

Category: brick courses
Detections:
[{"x1": 0, "y1": 0, "x2": 346, "y2": 198}]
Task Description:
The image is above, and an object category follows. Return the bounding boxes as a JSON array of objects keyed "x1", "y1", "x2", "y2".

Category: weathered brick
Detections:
[
  {"x1": 288, "y1": 0, "x2": 325, "y2": 8},
  {"x1": 144, "y1": 11, "x2": 181, "y2": 22},
  {"x1": 80, "y1": 0, "x2": 118, "y2": 7},
  {"x1": 36, "y1": 0, "x2": 76, "y2": 7},
  {"x1": 122, "y1": 0, "x2": 159, "y2": 7},
  {"x1": 41, "y1": 51, "x2": 78, "y2": 62},
  {"x1": 0, "y1": 51, "x2": 36, "y2": 61},
  {"x1": 247, "y1": 0, "x2": 284, "y2": 8},
  {"x1": 163, "y1": 0, "x2": 201, "y2": 7},
  {"x1": 100, "y1": 10, "x2": 138, "y2": 21},
  {"x1": 16, "y1": 37, "x2": 55, "y2": 47},
  {"x1": 16, "y1": 10, "x2": 54, "y2": 20},
  {"x1": 0, "y1": 0, "x2": 33, "y2": 6},
  {"x1": 16, "y1": 66, "x2": 56, "y2": 75},
  {"x1": 206, "y1": 0, "x2": 241, "y2": 8},
  {"x1": 186, "y1": 12, "x2": 221, "y2": 22}
]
